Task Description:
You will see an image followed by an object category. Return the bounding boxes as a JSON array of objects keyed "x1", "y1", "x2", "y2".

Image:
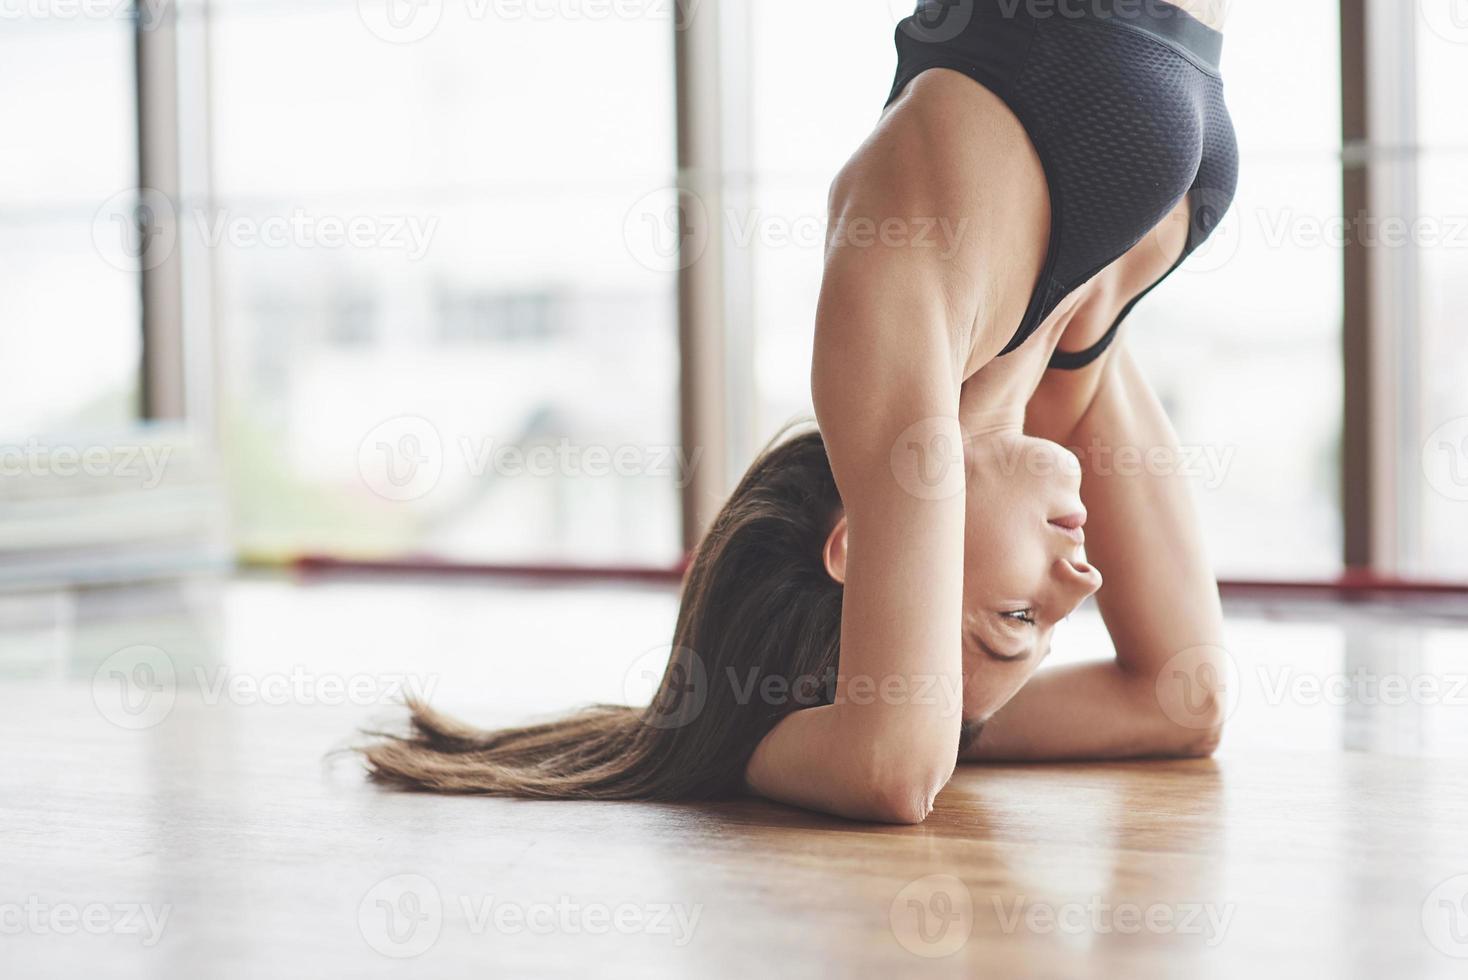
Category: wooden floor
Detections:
[{"x1": 3, "y1": 575, "x2": 1467, "y2": 977}]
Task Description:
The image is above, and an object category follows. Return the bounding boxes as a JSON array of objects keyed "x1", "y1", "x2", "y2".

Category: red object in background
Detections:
[{"x1": 292, "y1": 556, "x2": 1468, "y2": 598}]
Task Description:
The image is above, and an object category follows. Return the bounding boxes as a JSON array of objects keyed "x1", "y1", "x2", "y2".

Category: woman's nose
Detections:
[{"x1": 1056, "y1": 556, "x2": 1104, "y2": 603}]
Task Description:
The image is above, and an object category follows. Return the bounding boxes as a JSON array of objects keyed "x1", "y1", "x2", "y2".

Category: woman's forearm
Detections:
[
  {"x1": 963, "y1": 344, "x2": 1229, "y2": 764},
  {"x1": 965, "y1": 661, "x2": 1223, "y2": 761}
]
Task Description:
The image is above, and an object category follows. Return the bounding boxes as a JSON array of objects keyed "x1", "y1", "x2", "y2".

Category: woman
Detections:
[{"x1": 363, "y1": 0, "x2": 1237, "y2": 823}]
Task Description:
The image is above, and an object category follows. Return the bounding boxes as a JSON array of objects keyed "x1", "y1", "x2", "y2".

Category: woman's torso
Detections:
[{"x1": 866, "y1": 0, "x2": 1239, "y2": 414}]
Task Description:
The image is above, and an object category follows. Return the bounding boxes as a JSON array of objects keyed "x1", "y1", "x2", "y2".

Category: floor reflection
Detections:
[{"x1": 1, "y1": 574, "x2": 1465, "y2": 978}]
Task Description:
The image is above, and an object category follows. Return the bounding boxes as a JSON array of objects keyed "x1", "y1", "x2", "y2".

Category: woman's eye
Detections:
[{"x1": 1002, "y1": 609, "x2": 1037, "y2": 626}]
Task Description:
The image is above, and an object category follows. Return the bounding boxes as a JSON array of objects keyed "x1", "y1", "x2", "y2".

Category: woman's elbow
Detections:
[
  {"x1": 1175, "y1": 718, "x2": 1225, "y2": 758},
  {"x1": 1163, "y1": 694, "x2": 1226, "y2": 758},
  {"x1": 863, "y1": 758, "x2": 955, "y2": 825},
  {"x1": 1139, "y1": 661, "x2": 1227, "y2": 758},
  {"x1": 866, "y1": 784, "x2": 939, "y2": 825}
]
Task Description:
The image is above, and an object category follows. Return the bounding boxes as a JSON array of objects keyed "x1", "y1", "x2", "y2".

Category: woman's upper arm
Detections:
[
  {"x1": 744, "y1": 80, "x2": 1052, "y2": 821},
  {"x1": 743, "y1": 223, "x2": 974, "y2": 823}
]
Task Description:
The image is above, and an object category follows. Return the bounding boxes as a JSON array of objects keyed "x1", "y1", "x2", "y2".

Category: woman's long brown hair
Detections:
[{"x1": 360, "y1": 427, "x2": 844, "y2": 800}]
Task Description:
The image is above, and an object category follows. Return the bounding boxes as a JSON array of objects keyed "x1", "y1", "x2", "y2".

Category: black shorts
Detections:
[{"x1": 887, "y1": 0, "x2": 1240, "y2": 369}]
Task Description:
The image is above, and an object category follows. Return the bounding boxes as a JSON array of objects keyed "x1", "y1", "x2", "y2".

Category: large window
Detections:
[
  {"x1": 1126, "y1": 0, "x2": 1343, "y2": 579},
  {"x1": 206, "y1": 2, "x2": 681, "y2": 565},
  {"x1": 745, "y1": 1, "x2": 897, "y2": 440},
  {"x1": 1411, "y1": 8, "x2": 1468, "y2": 580},
  {"x1": 13, "y1": 1, "x2": 1462, "y2": 585},
  {"x1": 0, "y1": 13, "x2": 141, "y2": 439}
]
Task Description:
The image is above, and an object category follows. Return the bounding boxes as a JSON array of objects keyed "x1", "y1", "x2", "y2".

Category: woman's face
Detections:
[{"x1": 959, "y1": 431, "x2": 1103, "y2": 723}]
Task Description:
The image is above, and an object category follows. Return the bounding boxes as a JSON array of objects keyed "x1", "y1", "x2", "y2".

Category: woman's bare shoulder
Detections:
[{"x1": 824, "y1": 68, "x2": 1053, "y2": 368}]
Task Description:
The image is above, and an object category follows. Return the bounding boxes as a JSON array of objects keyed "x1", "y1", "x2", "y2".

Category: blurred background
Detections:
[
  {"x1": 3, "y1": 0, "x2": 1466, "y2": 589},
  {"x1": 6, "y1": 10, "x2": 1468, "y2": 973}
]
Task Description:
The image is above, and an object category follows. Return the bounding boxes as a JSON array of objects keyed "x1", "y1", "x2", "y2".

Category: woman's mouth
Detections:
[{"x1": 1049, "y1": 511, "x2": 1087, "y2": 544}]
